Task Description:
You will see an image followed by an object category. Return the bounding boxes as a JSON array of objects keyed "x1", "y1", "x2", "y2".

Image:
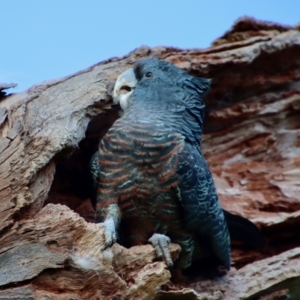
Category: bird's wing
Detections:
[{"x1": 177, "y1": 142, "x2": 231, "y2": 270}]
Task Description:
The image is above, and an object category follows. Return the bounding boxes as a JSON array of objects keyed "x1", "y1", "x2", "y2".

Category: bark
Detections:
[{"x1": 0, "y1": 17, "x2": 299, "y2": 299}]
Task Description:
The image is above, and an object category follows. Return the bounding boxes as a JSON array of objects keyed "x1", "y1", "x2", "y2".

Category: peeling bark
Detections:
[{"x1": 0, "y1": 17, "x2": 300, "y2": 299}]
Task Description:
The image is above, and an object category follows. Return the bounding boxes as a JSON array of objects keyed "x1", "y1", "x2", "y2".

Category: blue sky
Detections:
[{"x1": 1, "y1": 0, "x2": 299, "y2": 92}]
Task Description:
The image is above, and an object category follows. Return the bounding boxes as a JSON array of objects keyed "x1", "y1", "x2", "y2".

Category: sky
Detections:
[{"x1": 1, "y1": 0, "x2": 299, "y2": 93}]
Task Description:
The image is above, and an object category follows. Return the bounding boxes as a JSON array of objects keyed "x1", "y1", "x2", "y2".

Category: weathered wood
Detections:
[
  {"x1": 0, "y1": 242, "x2": 66, "y2": 286},
  {"x1": 0, "y1": 16, "x2": 300, "y2": 299},
  {"x1": 0, "y1": 204, "x2": 179, "y2": 299}
]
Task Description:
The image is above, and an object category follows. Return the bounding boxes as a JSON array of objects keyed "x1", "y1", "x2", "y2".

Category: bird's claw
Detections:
[
  {"x1": 98, "y1": 218, "x2": 117, "y2": 250},
  {"x1": 149, "y1": 233, "x2": 173, "y2": 268}
]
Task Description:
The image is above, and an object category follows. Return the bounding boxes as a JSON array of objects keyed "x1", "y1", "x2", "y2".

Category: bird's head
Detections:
[{"x1": 113, "y1": 58, "x2": 211, "y2": 112}]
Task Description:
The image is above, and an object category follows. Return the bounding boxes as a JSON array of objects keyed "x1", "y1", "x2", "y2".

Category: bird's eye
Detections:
[{"x1": 145, "y1": 72, "x2": 152, "y2": 78}]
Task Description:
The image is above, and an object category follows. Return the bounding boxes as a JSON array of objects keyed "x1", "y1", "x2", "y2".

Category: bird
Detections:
[{"x1": 90, "y1": 58, "x2": 265, "y2": 278}]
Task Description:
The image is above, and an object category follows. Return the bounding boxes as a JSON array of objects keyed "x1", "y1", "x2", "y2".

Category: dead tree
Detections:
[{"x1": 0, "y1": 17, "x2": 300, "y2": 299}]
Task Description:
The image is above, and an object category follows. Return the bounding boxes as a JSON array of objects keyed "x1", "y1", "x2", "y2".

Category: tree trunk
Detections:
[{"x1": 0, "y1": 17, "x2": 299, "y2": 299}]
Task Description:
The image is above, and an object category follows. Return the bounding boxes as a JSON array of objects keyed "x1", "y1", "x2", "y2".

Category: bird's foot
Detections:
[
  {"x1": 98, "y1": 218, "x2": 117, "y2": 250},
  {"x1": 148, "y1": 233, "x2": 173, "y2": 268}
]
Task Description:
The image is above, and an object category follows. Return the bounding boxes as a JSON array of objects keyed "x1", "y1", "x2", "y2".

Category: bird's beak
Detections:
[{"x1": 113, "y1": 68, "x2": 137, "y2": 109}]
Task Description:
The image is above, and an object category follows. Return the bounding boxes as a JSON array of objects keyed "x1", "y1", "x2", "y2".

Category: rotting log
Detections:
[{"x1": 0, "y1": 17, "x2": 300, "y2": 299}]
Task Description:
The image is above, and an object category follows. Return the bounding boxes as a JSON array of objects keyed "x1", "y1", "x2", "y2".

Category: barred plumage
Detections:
[{"x1": 91, "y1": 58, "x2": 264, "y2": 276}]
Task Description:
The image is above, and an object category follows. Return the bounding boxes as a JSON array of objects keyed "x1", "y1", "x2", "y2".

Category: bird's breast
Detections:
[{"x1": 98, "y1": 118, "x2": 185, "y2": 220}]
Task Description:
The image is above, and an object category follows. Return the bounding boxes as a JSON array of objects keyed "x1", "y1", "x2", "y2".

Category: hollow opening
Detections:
[{"x1": 44, "y1": 105, "x2": 120, "y2": 223}]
